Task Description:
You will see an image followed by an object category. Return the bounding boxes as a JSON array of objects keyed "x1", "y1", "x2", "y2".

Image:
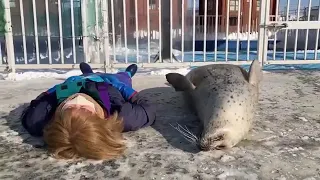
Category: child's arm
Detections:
[
  {"x1": 21, "y1": 91, "x2": 58, "y2": 137},
  {"x1": 110, "y1": 81, "x2": 138, "y2": 102},
  {"x1": 118, "y1": 94, "x2": 156, "y2": 132},
  {"x1": 98, "y1": 74, "x2": 137, "y2": 102}
]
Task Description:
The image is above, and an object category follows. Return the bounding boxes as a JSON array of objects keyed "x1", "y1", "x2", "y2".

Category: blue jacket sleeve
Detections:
[
  {"x1": 110, "y1": 82, "x2": 137, "y2": 102},
  {"x1": 97, "y1": 73, "x2": 137, "y2": 101}
]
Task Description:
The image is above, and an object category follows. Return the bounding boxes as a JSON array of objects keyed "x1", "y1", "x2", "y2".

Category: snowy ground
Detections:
[{"x1": 1, "y1": 70, "x2": 320, "y2": 180}]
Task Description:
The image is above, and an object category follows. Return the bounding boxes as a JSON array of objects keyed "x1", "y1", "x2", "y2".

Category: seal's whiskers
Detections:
[
  {"x1": 170, "y1": 123, "x2": 199, "y2": 144},
  {"x1": 179, "y1": 124, "x2": 198, "y2": 141}
]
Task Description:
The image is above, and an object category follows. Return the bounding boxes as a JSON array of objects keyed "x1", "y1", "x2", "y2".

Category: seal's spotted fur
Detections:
[{"x1": 166, "y1": 60, "x2": 262, "y2": 151}]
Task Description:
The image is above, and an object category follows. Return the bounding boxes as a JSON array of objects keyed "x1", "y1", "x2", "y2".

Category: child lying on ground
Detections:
[{"x1": 21, "y1": 63, "x2": 156, "y2": 160}]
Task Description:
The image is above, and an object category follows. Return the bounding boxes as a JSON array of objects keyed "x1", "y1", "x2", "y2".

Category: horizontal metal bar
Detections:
[
  {"x1": 2, "y1": 59, "x2": 320, "y2": 73},
  {"x1": 111, "y1": 62, "x2": 259, "y2": 68},
  {"x1": 2, "y1": 60, "x2": 320, "y2": 73},
  {"x1": 264, "y1": 60, "x2": 320, "y2": 65},
  {"x1": 271, "y1": 21, "x2": 320, "y2": 30},
  {"x1": 0, "y1": 61, "x2": 255, "y2": 70},
  {"x1": 0, "y1": 64, "x2": 106, "y2": 69}
]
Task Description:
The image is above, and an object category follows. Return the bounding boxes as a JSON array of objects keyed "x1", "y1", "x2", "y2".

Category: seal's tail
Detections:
[{"x1": 166, "y1": 73, "x2": 194, "y2": 92}]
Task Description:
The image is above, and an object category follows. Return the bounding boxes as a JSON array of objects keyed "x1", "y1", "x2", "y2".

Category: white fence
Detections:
[{"x1": 0, "y1": 0, "x2": 320, "y2": 73}]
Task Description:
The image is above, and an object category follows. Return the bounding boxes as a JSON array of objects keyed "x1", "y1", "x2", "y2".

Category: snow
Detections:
[
  {"x1": 0, "y1": 67, "x2": 192, "y2": 81},
  {"x1": 195, "y1": 32, "x2": 264, "y2": 41},
  {"x1": 1, "y1": 71, "x2": 320, "y2": 179},
  {"x1": 134, "y1": 30, "x2": 265, "y2": 41},
  {"x1": 150, "y1": 68, "x2": 191, "y2": 76},
  {"x1": 0, "y1": 69, "x2": 118, "y2": 81}
]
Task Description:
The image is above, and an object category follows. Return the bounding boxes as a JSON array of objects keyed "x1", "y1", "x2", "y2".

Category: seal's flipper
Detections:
[
  {"x1": 166, "y1": 73, "x2": 195, "y2": 91},
  {"x1": 248, "y1": 60, "x2": 262, "y2": 86}
]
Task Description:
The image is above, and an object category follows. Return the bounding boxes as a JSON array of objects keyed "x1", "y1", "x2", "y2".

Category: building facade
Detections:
[
  {"x1": 7, "y1": 0, "x2": 278, "y2": 41},
  {"x1": 125, "y1": 0, "x2": 188, "y2": 40},
  {"x1": 196, "y1": 0, "x2": 277, "y2": 33}
]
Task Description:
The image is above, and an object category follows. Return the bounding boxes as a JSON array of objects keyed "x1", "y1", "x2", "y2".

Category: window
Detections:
[
  {"x1": 257, "y1": 0, "x2": 260, "y2": 11},
  {"x1": 149, "y1": 0, "x2": 157, "y2": 10},
  {"x1": 130, "y1": 17, "x2": 135, "y2": 26},
  {"x1": 208, "y1": 1, "x2": 214, "y2": 10},
  {"x1": 10, "y1": 0, "x2": 16, "y2": 8},
  {"x1": 74, "y1": 0, "x2": 81, "y2": 8},
  {"x1": 229, "y1": 17, "x2": 237, "y2": 26},
  {"x1": 229, "y1": 0, "x2": 239, "y2": 11},
  {"x1": 130, "y1": 0, "x2": 135, "y2": 16},
  {"x1": 63, "y1": 0, "x2": 81, "y2": 8}
]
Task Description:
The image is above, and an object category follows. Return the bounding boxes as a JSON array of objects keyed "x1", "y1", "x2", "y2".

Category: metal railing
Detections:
[{"x1": 0, "y1": 0, "x2": 320, "y2": 73}]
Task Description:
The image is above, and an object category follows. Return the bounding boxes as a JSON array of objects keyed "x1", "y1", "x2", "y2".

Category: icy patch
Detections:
[
  {"x1": 0, "y1": 130, "x2": 23, "y2": 144},
  {"x1": 149, "y1": 68, "x2": 191, "y2": 76},
  {"x1": 220, "y1": 155, "x2": 236, "y2": 162},
  {"x1": 216, "y1": 169, "x2": 258, "y2": 180},
  {"x1": 298, "y1": 117, "x2": 308, "y2": 122}
]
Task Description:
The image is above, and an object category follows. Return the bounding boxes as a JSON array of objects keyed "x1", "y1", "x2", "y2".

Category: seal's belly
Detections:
[{"x1": 191, "y1": 78, "x2": 256, "y2": 128}]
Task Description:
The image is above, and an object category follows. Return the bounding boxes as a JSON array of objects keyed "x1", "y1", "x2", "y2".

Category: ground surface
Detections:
[{"x1": 0, "y1": 70, "x2": 320, "y2": 180}]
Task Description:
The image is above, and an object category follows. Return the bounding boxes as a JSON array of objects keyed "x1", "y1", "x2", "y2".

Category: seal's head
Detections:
[{"x1": 199, "y1": 129, "x2": 232, "y2": 151}]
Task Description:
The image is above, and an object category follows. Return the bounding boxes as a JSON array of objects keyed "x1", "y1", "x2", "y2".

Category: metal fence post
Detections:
[
  {"x1": 102, "y1": 0, "x2": 110, "y2": 71},
  {"x1": 81, "y1": 0, "x2": 89, "y2": 63},
  {"x1": 3, "y1": 0, "x2": 15, "y2": 73},
  {"x1": 257, "y1": 0, "x2": 270, "y2": 65}
]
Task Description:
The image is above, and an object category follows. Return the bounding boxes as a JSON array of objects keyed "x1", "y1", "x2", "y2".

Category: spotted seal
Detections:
[{"x1": 166, "y1": 60, "x2": 262, "y2": 151}]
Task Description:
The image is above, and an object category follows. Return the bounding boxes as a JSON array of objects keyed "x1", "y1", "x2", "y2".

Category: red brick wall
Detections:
[
  {"x1": 126, "y1": 0, "x2": 188, "y2": 34},
  {"x1": 199, "y1": 0, "x2": 277, "y2": 33}
]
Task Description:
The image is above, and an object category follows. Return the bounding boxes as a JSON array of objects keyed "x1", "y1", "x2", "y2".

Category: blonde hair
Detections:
[{"x1": 43, "y1": 93, "x2": 126, "y2": 160}]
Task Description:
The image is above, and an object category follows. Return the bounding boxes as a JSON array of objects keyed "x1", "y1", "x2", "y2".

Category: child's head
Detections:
[{"x1": 43, "y1": 93, "x2": 126, "y2": 160}]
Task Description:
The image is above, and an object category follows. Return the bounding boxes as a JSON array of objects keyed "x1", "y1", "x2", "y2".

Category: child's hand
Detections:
[
  {"x1": 129, "y1": 92, "x2": 139, "y2": 103},
  {"x1": 99, "y1": 73, "x2": 136, "y2": 101},
  {"x1": 128, "y1": 92, "x2": 149, "y2": 104}
]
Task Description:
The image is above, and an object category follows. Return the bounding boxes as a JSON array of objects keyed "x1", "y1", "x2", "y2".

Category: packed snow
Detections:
[{"x1": 1, "y1": 71, "x2": 320, "y2": 179}]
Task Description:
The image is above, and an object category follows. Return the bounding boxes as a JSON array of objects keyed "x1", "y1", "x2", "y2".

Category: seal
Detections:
[{"x1": 166, "y1": 60, "x2": 262, "y2": 151}]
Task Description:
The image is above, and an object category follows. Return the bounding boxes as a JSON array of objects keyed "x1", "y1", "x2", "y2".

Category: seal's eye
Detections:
[
  {"x1": 216, "y1": 145, "x2": 226, "y2": 150},
  {"x1": 213, "y1": 134, "x2": 224, "y2": 141}
]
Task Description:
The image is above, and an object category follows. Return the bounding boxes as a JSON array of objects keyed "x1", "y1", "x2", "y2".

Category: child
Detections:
[{"x1": 21, "y1": 63, "x2": 156, "y2": 160}]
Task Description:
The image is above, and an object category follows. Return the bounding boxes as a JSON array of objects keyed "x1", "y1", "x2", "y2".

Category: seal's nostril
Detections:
[
  {"x1": 215, "y1": 145, "x2": 226, "y2": 150},
  {"x1": 199, "y1": 144, "x2": 210, "y2": 151},
  {"x1": 201, "y1": 148, "x2": 210, "y2": 151}
]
